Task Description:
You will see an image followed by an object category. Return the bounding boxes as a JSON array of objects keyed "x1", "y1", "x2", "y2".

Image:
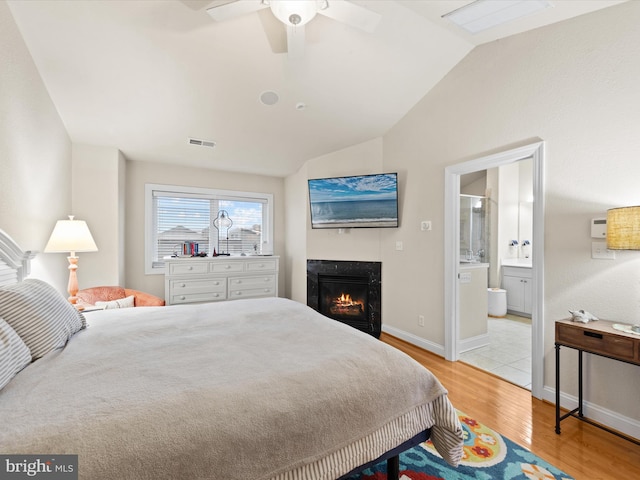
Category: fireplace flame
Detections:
[{"x1": 330, "y1": 292, "x2": 364, "y2": 317}]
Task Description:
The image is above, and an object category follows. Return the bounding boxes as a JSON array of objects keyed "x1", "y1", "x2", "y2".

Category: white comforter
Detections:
[{"x1": 0, "y1": 298, "x2": 462, "y2": 479}]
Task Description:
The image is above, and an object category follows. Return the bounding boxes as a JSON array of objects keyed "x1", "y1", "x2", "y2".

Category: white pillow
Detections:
[
  {"x1": 0, "y1": 317, "x2": 32, "y2": 390},
  {"x1": 95, "y1": 295, "x2": 135, "y2": 309},
  {"x1": 0, "y1": 279, "x2": 85, "y2": 360}
]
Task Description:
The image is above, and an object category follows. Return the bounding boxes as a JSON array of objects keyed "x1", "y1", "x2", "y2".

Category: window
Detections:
[{"x1": 145, "y1": 184, "x2": 273, "y2": 274}]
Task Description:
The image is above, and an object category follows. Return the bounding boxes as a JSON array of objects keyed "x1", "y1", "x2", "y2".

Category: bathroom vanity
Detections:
[{"x1": 501, "y1": 259, "x2": 532, "y2": 317}]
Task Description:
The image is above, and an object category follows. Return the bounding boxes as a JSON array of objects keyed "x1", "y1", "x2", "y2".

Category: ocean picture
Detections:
[{"x1": 308, "y1": 173, "x2": 398, "y2": 228}]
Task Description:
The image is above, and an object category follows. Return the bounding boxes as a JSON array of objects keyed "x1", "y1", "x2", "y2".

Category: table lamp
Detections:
[
  {"x1": 607, "y1": 206, "x2": 640, "y2": 333},
  {"x1": 607, "y1": 206, "x2": 640, "y2": 250},
  {"x1": 45, "y1": 215, "x2": 98, "y2": 308}
]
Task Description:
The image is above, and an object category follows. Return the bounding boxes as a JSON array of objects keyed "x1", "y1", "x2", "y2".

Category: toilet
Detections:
[{"x1": 487, "y1": 288, "x2": 507, "y2": 317}]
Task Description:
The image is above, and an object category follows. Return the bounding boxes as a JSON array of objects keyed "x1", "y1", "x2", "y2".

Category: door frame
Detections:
[{"x1": 444, "y1": 141, "x2": 545, "y2": 399}]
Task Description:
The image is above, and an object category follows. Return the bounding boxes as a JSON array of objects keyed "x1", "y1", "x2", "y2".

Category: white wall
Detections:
[
  {"x1": 72, "y1": 143, "x2": 125, "y2": 288},
  {"x1": 125, "y1": 160, "x2": 285, "y2": 299},
  {"x1": 0, "y1": 2, "x2": 71, "y2": 292},
  {"x1": 286, "y1": 137, "x2": 384, "y2": 302},
  {"x1": 382, "y1": 1, "x2": 640, "y2": 423},
  {"x1": 286, "y1": 0, "x2": 640, "y2": 428}
]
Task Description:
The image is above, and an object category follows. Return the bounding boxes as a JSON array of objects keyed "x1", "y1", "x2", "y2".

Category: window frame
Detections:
[{"x1": 144, "y1": 183, "x2": 274, "y2": 274}]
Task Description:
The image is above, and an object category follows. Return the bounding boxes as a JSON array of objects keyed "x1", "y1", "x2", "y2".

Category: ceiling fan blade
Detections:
[
  {"x1": 286, "y1": 25, "x2": 305, "y2": 59},
  {"x1": 319, "y1": 0, "x2": 382, "y2": 33},
  {"x1": 257, "y1": 8, "x2": 288, "y2": 54},
  {"x1": 206, "y1": 0, "x2": 268, "y2": 22}
]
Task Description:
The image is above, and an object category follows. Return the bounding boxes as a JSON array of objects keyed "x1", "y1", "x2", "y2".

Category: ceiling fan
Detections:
[{"x1": 206, "y1": 0, "x2": 382, "y2": 58}]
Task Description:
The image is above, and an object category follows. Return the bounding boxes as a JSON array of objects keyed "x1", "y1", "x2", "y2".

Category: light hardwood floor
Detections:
[{"x1": 381, "y1": 333, "x2": 640, "y2": 480}]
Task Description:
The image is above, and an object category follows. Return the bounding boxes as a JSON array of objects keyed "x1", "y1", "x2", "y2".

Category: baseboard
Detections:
[
  {"x1": 459, "y1": 333, "x2": 490, "y2": 353},
  {"x1": 381, "y1": 325, "x2": 444, "y2": 357},
  {"x1": 542, "y1": 385, "x2": 640, "y2": 441},
  {"x1": 382, "y1": 326, "x2": 640, "y2": 441}
]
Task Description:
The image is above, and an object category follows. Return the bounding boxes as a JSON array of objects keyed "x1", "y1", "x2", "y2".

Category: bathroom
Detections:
[{"x1": 458, "y1": 159, "x2": 533, "y2": 389}]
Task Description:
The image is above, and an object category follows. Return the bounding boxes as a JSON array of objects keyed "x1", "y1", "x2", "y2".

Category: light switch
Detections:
[
  {"x1": 395, "y1": 241, "x2": 403, "y2": 251},
  {"x1": 591, "y1": 241, "x2": 615, "y2": 260}
]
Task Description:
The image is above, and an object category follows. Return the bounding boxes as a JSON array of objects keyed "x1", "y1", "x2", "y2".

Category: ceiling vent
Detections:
[{"x1": 188, "y1": 137, "x2": 216, "y2": 148}]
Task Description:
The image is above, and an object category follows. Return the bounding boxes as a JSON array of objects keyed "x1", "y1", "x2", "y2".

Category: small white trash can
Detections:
[{"x1": 487, "y1": 288, "x2": 507, "y2": 317}]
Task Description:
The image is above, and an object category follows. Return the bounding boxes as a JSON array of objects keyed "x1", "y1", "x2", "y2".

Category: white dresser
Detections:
[{"x1": 164, "y1": 256, "x2": 279, "y2": 305}]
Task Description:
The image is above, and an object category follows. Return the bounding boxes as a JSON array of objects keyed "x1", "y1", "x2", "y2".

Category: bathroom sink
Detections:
[{"x1": 501, "y1": 258, "x2": 532, "y2": 268}]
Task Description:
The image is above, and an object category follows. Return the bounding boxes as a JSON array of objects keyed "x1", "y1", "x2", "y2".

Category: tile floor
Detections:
[{"x1": 459, "y1": 315, "x2": 532, "y2": 390}]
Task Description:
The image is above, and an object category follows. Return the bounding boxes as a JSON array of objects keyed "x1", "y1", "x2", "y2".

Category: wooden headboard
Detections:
[{"x1": 0, "y1": 229, "x2": 36, "y2": 287}]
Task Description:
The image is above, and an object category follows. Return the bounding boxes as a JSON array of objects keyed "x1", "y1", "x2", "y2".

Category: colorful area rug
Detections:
[{"x1": 346, "y1": 411, "x2": 574, "y2": 480}]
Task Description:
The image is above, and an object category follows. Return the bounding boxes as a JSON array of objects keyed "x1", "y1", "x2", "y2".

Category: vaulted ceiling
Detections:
[{"x1": 7, "y1": 0, "x2": 626, "y2": 177}]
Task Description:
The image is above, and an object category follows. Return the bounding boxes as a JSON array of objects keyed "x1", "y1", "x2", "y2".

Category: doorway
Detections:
[{"x1": 443, "y1": 141, "x2": 545, "y2": 399}]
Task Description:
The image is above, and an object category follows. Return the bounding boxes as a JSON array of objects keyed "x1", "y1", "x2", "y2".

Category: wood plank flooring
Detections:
[{"x1": 381, "y1": 333, "x2": 640, "y2": 480}]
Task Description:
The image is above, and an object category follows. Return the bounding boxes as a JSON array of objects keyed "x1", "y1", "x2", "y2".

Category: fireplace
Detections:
[{"x1": 307, "y1": 260, "x2": 381, "y2": 338}]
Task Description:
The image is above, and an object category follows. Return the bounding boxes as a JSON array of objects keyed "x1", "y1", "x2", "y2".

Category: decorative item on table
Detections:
[
  {"x1": 612, "y1": 323, "x2": 640, "y2": 334},
  {"x1": 213, "y1": 210, "x2": 233, "y2": 256},
  {"x1": 568, "y1": 309, "x2": 598, "y2": 323},
  {"x1": 44, "y1": 215, "x2": 98, "y2": 310}
]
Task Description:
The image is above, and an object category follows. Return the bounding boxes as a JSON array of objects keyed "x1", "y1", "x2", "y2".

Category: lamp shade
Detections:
[
  {"x1": 606, "y1": 206, "x2": 640, "y2": 250},
  {"x1": 44, "y1": 215, "x2": 98, "y2": 254}
]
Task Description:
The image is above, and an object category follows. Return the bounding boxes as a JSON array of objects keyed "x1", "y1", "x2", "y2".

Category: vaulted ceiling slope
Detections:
[{"x1": 7, "y1": 0, "x2": 626, "y2": 177}]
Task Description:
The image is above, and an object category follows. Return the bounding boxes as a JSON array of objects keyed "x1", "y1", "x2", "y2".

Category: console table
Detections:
[{"x1": 555, "y1": 318, "x2": 640, "y2": 444}]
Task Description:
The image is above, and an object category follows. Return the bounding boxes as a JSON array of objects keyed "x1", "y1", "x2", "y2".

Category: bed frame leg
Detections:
[{"x1": 387, "y1": 455, "x2": 399, "y2": 480}]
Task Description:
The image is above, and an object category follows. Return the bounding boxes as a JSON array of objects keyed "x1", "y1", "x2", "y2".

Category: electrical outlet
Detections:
[
  {"x1": 418, "y1": 315, "x2": 425, "y2": 327},
  {"x1": 459, "y1": 272, "x2": 472, "y2": 283}
]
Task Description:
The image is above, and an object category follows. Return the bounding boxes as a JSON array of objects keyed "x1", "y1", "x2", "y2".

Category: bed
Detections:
[{"x1": 0, "y1": 229, "x2": 463, "y2": 480}]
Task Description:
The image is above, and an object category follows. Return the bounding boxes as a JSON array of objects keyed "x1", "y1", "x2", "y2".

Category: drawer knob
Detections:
[
  {"x1": 213, "y1": 293, "x2": 219, "y2": 298},
  {"x1": 235, "y1": 292, "x2": 242, "y2": 296},
  {"x1": 188, "y1": 266, "x2": 193, "y2": 270},
  {"x1": 214, "y1": 281, "x2": 219, "y2": 285},
  {"x1": 180, "y1": 295, "x2": 185, "y2": 300},
  {"x1": 259, "y1": 263, "x2": 264, "y2": 268},
  {"x1": 264, "y1": 288, "x2": 270, "y2": 292},
  {"x1": 225, "y1": 265, "x2": 230, "y2": 269},
  {"x1": 180, "y1": 283, "x2": 186, "y2": 288}
]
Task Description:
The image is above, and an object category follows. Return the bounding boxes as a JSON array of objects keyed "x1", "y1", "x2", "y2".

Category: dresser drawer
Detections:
[
  {"x1": 170, "y1": 291, "x2": 225, "y2": 304},
  {"x1": 169, "y1": 262, "x2": 208, "y2": 275},
  {"x1": 556, "y1": 323, "x2": 636, "y2": 361},
  {"x1": 210, "y1": 262, "x2": 244, "y2": 273},
  {"x1": 228, "y1": 275, "x2": 276, "y2": 299},
  {"x1": 246, "y1": 259, "x2": 278, "y2": 272},
  {"x1": 170, "y1": 278, "x2": 225, "y2": 295}
]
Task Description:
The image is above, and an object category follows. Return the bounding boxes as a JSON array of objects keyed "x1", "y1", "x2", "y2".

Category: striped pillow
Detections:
[
  {"x1": 0, "y1": 279, "x2": 86, "y2": 360},
  {"x1": 0, "y1": 317, "x2": 32, "y2": 390}
]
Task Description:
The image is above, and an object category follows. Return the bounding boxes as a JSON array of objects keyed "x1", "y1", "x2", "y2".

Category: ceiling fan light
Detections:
[{"x1": 270, "y1": 0, "x2": 318, "y2": 27}]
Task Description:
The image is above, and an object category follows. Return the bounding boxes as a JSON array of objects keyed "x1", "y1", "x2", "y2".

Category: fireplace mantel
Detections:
[{"x1": 307, "y1": 259, "x2": 381, "y2": 337}]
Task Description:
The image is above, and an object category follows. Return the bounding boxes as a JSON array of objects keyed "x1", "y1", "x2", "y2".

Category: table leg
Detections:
[
  {"x1": 555, "y1": 343, "x2": 561, "y2": 434},
  {"x1": 387, "y1": 455, "x2": 399, "y2": 480},
  {"x1": 578, "y1": 349, "x2": 583, "y2": 418}
]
